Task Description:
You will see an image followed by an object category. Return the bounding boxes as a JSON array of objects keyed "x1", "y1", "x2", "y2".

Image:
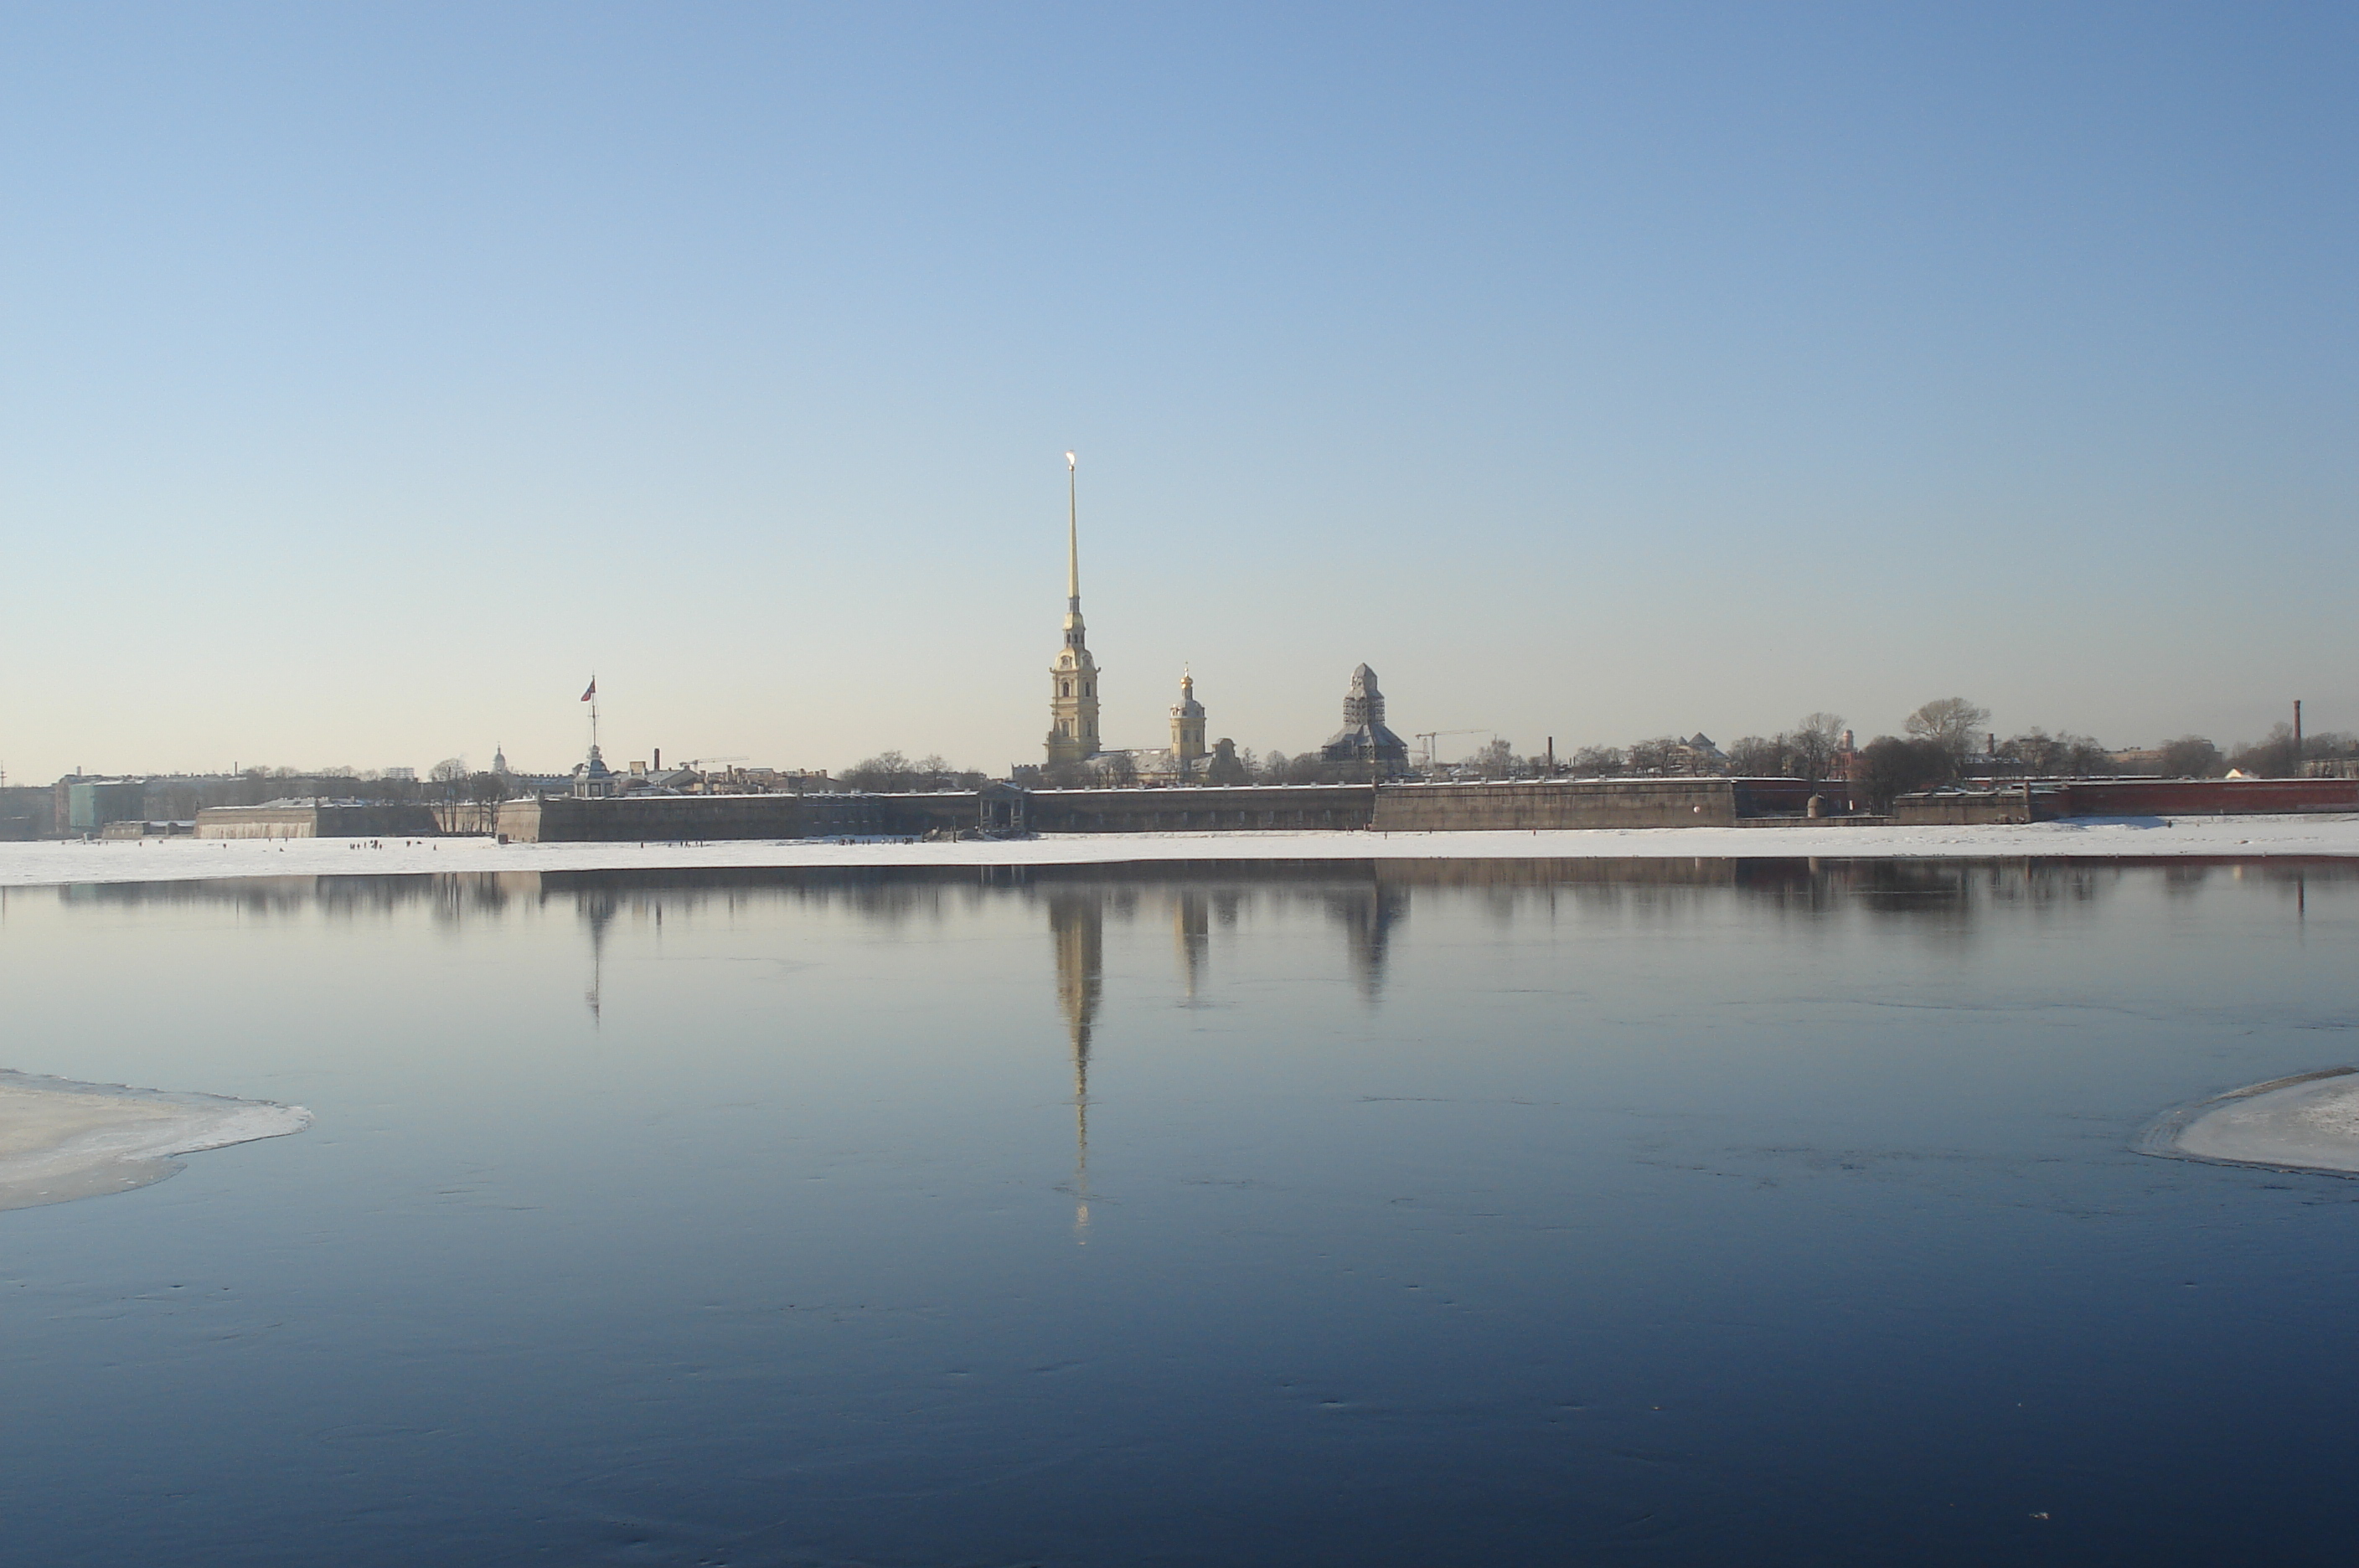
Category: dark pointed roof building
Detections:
[{"x1": 1320, "y1": 664, "x2": 1411, "y2": 769}]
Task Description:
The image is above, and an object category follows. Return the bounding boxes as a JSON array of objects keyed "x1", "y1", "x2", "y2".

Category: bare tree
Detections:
[
  {"x1": 842, "y1": 750, "x2": 915, "y2": 792},
  {"x1": 1625, "y1": 736, "x2": 1680, "y2": 775},
  {"x1": 2000, "y1": 728, "x2": 2105, "y2": 776},
  {"x1": 2227, "y1": 725, "x2": 2300, "y2": 778},
  {"x1": 1471, "y1": 738, "x2": 1515, "y2": 777},
  {"x1": 1569, "y1": 745, "x2": 1623, "y2": 776},
  {"x1": 2059, "y1": 734, "x2": 2111, "y2": 775},
  {"x1": 1789, "y1": 713, "x2": 1845, "y2": 781},
  {"x1": 1854, "y1": 736, "x2": 1955, "y2": 810},
  {"x1": 2157, "y1": 735, "x2": 2222, "y2": 778},
  {"x1": 1724, "y1": 735, "x2": 1789, "y2": 777},
  {"x1": 1903, "y1": 699, "x2": 1990, "y2": 760}
]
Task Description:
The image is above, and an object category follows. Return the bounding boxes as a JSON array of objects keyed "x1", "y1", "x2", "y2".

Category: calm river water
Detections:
[{"x1": 1, "y1": 857, "x2": 2354, "y2": 1565}]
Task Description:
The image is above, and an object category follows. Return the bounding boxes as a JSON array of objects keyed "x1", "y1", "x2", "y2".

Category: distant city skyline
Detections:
[{"x1": 3, "y1": 3, "x2": 2351, "y2": 781}]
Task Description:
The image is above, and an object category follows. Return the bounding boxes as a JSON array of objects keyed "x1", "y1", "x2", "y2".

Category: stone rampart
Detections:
[
  {"x1": 1026, "y1": 784, "x2": 1377, "y2": 833},
  {"x1": 493, "y1": 779, "x2": 1862, "y2": 842},
  {"x1": 1373, "y1": 779, "x2": 1745, "y2": 830},
  {"x1": 194, "y1": 802, "x2": 441, "y2": 839},
  {"x1": 497, "y1": 793, "x2": 890, "y2": 843},
  {"x1": 2055, "y1": 777, "x2": 2359, "y2": 816},
  {"x1": 1892, "y1": 790, "x2": 2054, "y2": 826}
]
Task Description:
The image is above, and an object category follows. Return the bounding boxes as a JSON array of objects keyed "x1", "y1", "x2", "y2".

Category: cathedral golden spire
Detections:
[{"x1": 1046, "y1": 451, "x2": 1102, "y2": 766}]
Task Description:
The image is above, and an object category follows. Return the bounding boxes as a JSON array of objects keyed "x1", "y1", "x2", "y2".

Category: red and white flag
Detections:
[{"x1": 581, "y1": 677, "x2": 596, "y2": 702}]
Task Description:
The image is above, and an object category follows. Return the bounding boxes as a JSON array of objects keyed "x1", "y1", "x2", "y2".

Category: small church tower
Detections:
[
  {"x1": 1045, "y1": 451, "x2": 1102, "y2": 766},
  {"x1": 1169, "y1": 668, "x2": 1207, "y2": 769}
]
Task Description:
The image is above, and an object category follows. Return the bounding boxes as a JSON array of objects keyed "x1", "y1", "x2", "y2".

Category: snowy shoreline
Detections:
[
  {"x1": 2138, "y1": 1069, "x2": 2359, "y2": 1178},
  {"x1": 2, "y1": 812, "x2": 2355, "y2": 889},
  {"x1": 0, "y1": 1071, "x2": 312, "y2": 1211}
]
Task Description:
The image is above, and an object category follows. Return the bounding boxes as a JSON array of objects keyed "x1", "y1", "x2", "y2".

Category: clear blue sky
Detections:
[{"x1": 3, "y1": 3, "x2": 2351, "y2": 779}]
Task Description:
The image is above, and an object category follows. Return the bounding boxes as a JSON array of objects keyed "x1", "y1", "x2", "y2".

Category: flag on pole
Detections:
[{"x1": 581, "y1": 677, "x2": 596, "y2": 702}]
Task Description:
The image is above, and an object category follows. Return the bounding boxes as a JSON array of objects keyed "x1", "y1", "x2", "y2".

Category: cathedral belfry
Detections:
[
  {"x1": 1045, "y1": 451, "x2": 1102, "y2": 766},
  {"x1": 1169, "y1": 668, "x2": 1206, "y2": 771}
]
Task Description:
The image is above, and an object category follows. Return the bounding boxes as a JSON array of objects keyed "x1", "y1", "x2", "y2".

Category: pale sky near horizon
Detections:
[{"x1": 3, "y1": 3, "x2": 2352, "y2": 781}]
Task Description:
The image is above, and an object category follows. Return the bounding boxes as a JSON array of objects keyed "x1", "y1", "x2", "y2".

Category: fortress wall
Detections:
[
  {"x1": 194, "y1": 807, "x2": 323, "y2": 839},
  {"x1": 2056, "y1": 777, "x2": 2359, "y2": 816},
  {"x1": 1892, "y1": 792, "x2": 2047, "y2": 826},
  {"x1": 204, "y1": 775, "x2": 2353, "y2": 847},
  {"x1": 874, "y1": 794, "x2": 992, "y2": 835},
  {"x1": 1888, "y1": 777, "x2": 2359, "y2": 823},
  {"x1": 1372, "y1": 779, "x2": 1742, "y2": 831},
  {"x1": 498, "y1": 794, "x2": 888, "y2": 843},
  {"x1": 1728, "y1": 778, "x2": 1835, "y2": 816},
  {"x1": 1027, "y1": 784, "x2": 1378, "y2": 833},
  {"x1": 194, "y1": 803, "x2": 441, "y2": 839},
  {"x1": 494, "y1": 779, "x2": 1835, "y2": 843}
]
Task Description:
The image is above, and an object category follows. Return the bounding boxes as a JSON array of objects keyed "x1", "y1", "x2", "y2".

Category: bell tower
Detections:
[
  {"x1": 1169, "y1": 668, "x2": 1206, "y2": 770},
  {"x1": 1046, "y1": 451, "x2": 1101, "y2": 766}
]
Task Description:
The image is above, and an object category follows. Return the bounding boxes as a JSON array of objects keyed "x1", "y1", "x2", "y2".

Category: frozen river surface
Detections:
[{"x1": 1, "y1": 856, "x2": 2354, "y2": 1565}]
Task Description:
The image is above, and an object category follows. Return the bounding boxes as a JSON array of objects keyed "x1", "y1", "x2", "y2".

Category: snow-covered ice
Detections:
[
  {"x1": 0, "y1": 813, "x2": 2353, "y2": 890},
  {"x1": 0, "y1": 1071, "x2": 312, "y2": 1210},
  {"x1": 2139, "y1": 1070, "x2": 2359, "y2": 1177}
]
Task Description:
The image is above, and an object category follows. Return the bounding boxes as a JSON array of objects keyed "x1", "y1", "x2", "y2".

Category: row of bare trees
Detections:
[{"x1": 841, "y1": 751, "x2": 989, "y2": 792}]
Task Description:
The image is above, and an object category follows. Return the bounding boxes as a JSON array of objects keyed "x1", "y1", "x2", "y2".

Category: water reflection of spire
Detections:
[
  {"x1": 1174, "y1": 890, "x2": 1209, "y2": 1006},
  {"x1": 1048, "y1": 890, "x2": 1104, "y2": 1241},
  {"x1": 1329, "y1": 877, "x2": 1407, "y2": 1003},
  {"x1": 581, "y1": 889, "x2": 619, "y2": 1027}
]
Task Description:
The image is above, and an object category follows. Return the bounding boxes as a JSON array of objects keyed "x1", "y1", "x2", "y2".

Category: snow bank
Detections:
[
  {"x1": 2138, "y1": 1070, "x2": 2359, "y2": 1177},
  {"x1": 0, "y1": 1071, "x2": 312, "y2": 1211},
  {"x1": 0, "y1": 812, "x2": 2354, "y2": 890}
]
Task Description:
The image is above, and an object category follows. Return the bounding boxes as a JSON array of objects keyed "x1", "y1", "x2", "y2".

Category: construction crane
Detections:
[
  {"x1": 1413, "y1": 730, "x2": 1490, "y2": 771},
  {"x1": 679, "y1": 756, "x2": 746, "y2": 771}
]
